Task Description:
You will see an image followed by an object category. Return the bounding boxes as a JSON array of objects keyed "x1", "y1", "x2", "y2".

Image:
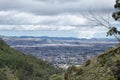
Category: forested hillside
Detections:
[
  {"x1": 51, "y1": 44, "x2": 120, "y2": 80},
  {"x1": 0, "y1": 39, "x2": 61, "y2": 80}
]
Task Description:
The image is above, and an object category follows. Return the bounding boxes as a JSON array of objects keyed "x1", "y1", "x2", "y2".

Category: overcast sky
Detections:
[{"x1": 0, "y1": 0, "x2": 118, "y2": 38}]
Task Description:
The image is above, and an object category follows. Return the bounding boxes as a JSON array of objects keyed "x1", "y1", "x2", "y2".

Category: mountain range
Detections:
[{"x1": 0, "y1": 36, "x2": 118, "y2": 41}]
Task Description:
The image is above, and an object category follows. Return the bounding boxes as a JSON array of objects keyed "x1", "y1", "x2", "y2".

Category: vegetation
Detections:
[
  {"x1": 109, "y1": 0, "x2": 120, "y2": 42},
  {"x1": 82, "y1": 0, "x2": 120, "y2": 43},
  {"x1": 112, "y1": 0, "x2": 120, "y2": 20},
  {"x1": 106, "y1": 27, "x2": 120, "y2": 42},
  {"x1": 50, "y1": 1, "x2": 120, "y2": 80},
  {"x1": 0, "y1": 39, "x2": 61, "y2": 80},
  {"x1": 51, "y1": 44, "x2": 120, "y2": 80}
]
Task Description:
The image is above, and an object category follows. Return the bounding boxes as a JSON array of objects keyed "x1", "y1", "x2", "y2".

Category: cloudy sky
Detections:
[{"x1": 0, "y1": 0, "x2": 118, "y2": 38}]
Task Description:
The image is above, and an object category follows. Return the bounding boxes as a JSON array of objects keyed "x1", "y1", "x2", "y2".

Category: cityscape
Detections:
[{"x1": 2, "y1": 36, "x2": 117, "y2": 69}]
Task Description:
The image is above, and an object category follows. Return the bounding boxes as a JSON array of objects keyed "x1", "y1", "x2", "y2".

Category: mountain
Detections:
[
  {"x1": 1, "y1": 35, "x2": 118, "y2": 41},
  {"x1": 51, "y1": 44, "x2": 120, "y2": 80},
  {"x1": 0, "y1": 36, "x2": 80, "y2": 40},
  {"x1": 0, "y1": 39, "x2": 61, "y2": 80}
]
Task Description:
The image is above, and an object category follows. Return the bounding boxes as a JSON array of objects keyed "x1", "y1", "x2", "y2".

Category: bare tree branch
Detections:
[{"x1": 81, "y1": 11, "x2": 120, "y2": 43}]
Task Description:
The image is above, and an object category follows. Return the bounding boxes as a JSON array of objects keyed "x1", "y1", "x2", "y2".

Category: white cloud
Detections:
[
  {"x1": 0, "y1": 0, "x2": 117, "y2": 38},
  {"x1": 0, "y1": 25, "x2": 77, "y2": 31},
  {"x1": 0, "y1": 10, "x2": 86, "y2": 31},
  {"x1": 77, "y1": 27, "x2": 107, "y2": 39},
  {"x1": 0, "y1": 10, "x2": 116, "y2": 39},
  {"x1": 0, "y1": 10, "x2": 86, "y2": 25}
]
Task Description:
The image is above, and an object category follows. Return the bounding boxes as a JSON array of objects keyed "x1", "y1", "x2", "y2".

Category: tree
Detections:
[
  {"x1": 111, "y1": 0, "x2": 120, "y2": 42},
  {"x1": 81, "y1": 1, "x2": 120, "y2": 43},
  {"x1": 82, "y1": 12, "x2": 120, "y2": 42},
  {"x1": 112, "y1": 0, "x2": 120, "y2": 20}
]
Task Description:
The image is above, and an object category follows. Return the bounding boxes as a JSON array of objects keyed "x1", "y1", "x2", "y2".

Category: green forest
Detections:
[{"x1": 0, "y1": 39, "x2": 61, "y2": 80}]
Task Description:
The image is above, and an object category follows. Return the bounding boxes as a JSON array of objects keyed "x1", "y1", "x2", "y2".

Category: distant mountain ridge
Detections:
[{"x1": 0, "y1": 35, "x2": 118, "y2": 42}]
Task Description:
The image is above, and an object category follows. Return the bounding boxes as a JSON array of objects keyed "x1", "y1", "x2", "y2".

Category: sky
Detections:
[{"x1": 0, "y1": 0, "x2": 119, "y2": 38}]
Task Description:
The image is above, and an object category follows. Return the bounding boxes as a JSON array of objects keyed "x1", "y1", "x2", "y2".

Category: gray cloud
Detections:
[
  {"x1": 35, "y1": 0, "x2": 80, "y2": 3},
  {"x1": 0, "y1": 0, "x2": 114, "y2": 15},
  {"x1": 0, "y1": 10, "x2": 86, "y2": 25},
  {"x1": 0, "y1": 0, "x2": 117, "y2": 39}
]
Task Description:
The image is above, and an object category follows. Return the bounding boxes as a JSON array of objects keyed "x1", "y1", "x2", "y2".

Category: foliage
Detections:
[
  {"x1": 112, "y1": 0, "x2": 120, "y2": 20},
  {"x1": 0, "y1": 39, "x2": 61, "y2": 80},
  {"x1": 51, "y1": 45, "x2": 120, "y2": 80},
  {"x1": 110, "y1": 0, "x2": 120, "y2": 44},
  {"x1": 107, "y1": 27, "x2": 120, "y2": 36}
]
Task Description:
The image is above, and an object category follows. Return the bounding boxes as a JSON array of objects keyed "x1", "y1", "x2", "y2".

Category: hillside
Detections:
[
  {"x1": 51, "y1": 45, "x2": 120, "y2": 80},
  {"x1": 0, "y1": 39, "x2": 61, "y2": 80}
]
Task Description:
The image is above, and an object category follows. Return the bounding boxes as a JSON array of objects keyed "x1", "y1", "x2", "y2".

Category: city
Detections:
[{"x1": 2, "y1": 36, "x2": 117, "y2": 69}]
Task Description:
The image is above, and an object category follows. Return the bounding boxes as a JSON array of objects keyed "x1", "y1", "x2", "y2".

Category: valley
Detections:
[{"x1": 2, "y1": 36, "x2": 117, "y2": 69}]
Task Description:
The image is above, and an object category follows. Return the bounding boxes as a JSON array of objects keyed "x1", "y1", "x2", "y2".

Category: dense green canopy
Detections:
[{"x1": 0, "y1": 39, "x2": 61, "y2": 80}]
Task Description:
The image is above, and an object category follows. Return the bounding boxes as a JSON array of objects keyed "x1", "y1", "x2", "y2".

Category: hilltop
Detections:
[
  {"x1": 0, "y1": 39, "x2": 61, "y2": 80},
  {"x1": 51, "y1": 44, "x2": 120, "y2": 80}
]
